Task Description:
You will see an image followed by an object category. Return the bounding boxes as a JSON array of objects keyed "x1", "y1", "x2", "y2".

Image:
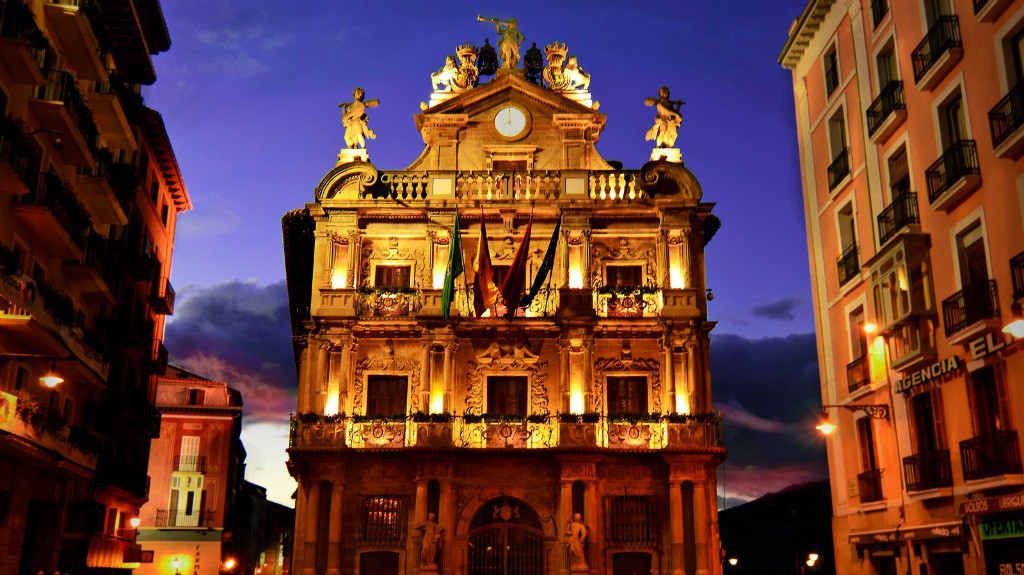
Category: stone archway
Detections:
[{"x1": 467, "y1": 497, "x2": 544, "y2": 575}]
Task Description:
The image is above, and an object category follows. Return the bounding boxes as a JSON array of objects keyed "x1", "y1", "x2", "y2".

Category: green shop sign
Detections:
[{"x1": 981, "y1": 513, "x2": 1024, "y2": 540}]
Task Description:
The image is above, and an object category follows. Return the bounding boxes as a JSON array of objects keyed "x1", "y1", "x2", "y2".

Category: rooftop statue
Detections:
[
  {"x1": 478, "y1": 15, "x2": 523, "y2": 71},
  {"x1": 523, "y1": 42, "x2": 543, "y2": 85},
  {"x1": 644, "y1": 86, "x2": 685, "y2": 149},
  {"x1": 338, "y1": 87, "x2": 379, "y2": 150},
  {"x1": 478, "y1": 38, "x2": 498, "y2": 76},
  {"x1": 542, "y1": 42, "x2": 590, "y2": 92},
  {"x1": 430, "y1": 44, "x2": 480, "y2": 93}
]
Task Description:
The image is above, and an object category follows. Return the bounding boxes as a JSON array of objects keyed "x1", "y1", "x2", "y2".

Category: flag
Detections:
[
  {"x1": 441, "y1": 212, "x2": 464, "y2": 318},
  {"x1": 499, "y1": 216, "x2": 533, "y2": 318},
  {"x1": 520, "y1": 213, "x2": 561, "y2": 308},
  {"x1": 473, "y1": 216, "x2": 499, "y2": 316}
]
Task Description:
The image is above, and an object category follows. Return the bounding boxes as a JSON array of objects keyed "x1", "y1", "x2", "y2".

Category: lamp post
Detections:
[
  {"x1": 815, "y1": 403, "x2": 889, "y2": 435},
  {"x1": 1003, "y1": 301, "x2": 1024, "y2": 339},
  {"x1": 172, "y1": 557, "x2": 181, "y2": 575}
]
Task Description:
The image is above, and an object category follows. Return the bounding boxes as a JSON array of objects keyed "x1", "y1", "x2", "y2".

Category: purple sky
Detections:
[{"x1": 146, "y1": 1, "x2": 826, "y2": 507}]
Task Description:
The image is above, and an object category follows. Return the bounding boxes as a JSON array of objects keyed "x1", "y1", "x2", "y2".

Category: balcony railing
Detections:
[
  {"x1": 877, "y1": 191, "x2": 919, "y2": 246},
  {"x1": 1011, "y1": 251, "x2": 1024, "y2": 301},
  {"x1": 990, "y1": 84, "x2": 1024, "y2": 149},
  {"x1": 173, "y1": 455, "x2": 207, "y2": 473},
  {"x1": 942, "y1": 279, "x2": 999, "y2": 337},
  {"x1": 846, "y1": 355, "x2": 871, "y2": 393},
  {"x1": 903, "y1": 449, "x2": 953, "y2": 491},
  {"x1": 0, "y1": 115, "x2": 38, "y2": 190},
  {"x1": 290, "y1": 413, "x2": 723, "y2": 451},
  {"x1": 960, "y1": 431, "x2": 1022, "y2": 481},
  {"x1": 23, "y1": 171, "x2": 91, "y2": 251},
  {"x1": 858, "y1": 469, "x2": 884, "y2": 503},
  {"x1": 35, "y1": 69, "x2": 99, "y2": 153},
  {"x1": 837, "y1": 243, "x2": 859, "y2": 286},
  {"x1": 926, "y1": 140, "x2": 980, "y2": 204},
  {"x1": 866, "y1": 81, "x2": 905, "y2": 137},
  {"x1": 595, "y1": 286, "x2": 661, "y2": 318},
  {"x1": 870, "y1": 0, "x2": 889, "y2": 27},
  {"x1": 153, "y1": 509, "x2": 215, "y2": 528},
  {"x1": 357, "y1": 287, "x2": 417, "y2": 317},
  {"x1": 912, "y1": 16, "x2": 961, "y2": 83},
  {"x1": 827, "y1": 148, "x2": 850, "y2": 191},
  {"x1": 0, "y1": 1, "x2": 48, "y2": 71},
  {"x1": 150, "y1": 276, "x2": 175, "y2": 315}
]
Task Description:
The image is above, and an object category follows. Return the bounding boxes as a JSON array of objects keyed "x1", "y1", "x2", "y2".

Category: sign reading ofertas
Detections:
[
  {"x1": 894, "y1": 356, "x2": 961, "y2": 395},
  {"x1": 981, "y1": 513, "x2": 1024, "y2": 540}
]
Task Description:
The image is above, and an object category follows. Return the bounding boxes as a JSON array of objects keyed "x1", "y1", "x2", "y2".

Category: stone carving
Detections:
[
  {"x1": 464, "y1": 343, "x2": 549, "y2": 415},
  {"x1": 565, "y1": 513, "x2": 588, "y2": 570},
  {"x1": 593, "y1": 356, "x2": 662, "y2": 413},
  {"x1": 417, "y1": 513, "x2": 442, "y2": 568},
  {"x1": 478, "y1": 15, "x2": 523, "y2": 70},
  {"x1": 430, "y1": 55, "x2": 459, "y2": 91},
  {"x1": 523, "y1": 42, "x2": 543, "y2": 84},
  {"x1": 339, "y1": 87, "x2": 379, "y2": 149},
  {"x1": 542, "y1": 42, "x2": 590, "y2": 92},
  {"x1": 430, "y1": 44, "x2": 480, "y2": 93},
  {"x1": 644, "y1": 86, "x2": 684, "y2": 148},
  {"x1": 589, "y1": 239, "x2": 657, "y2": 288},
  {"x1": 478, "y1": 38, "x2": 498, "y2": 76},
  {"x1": 352, "y1": 355, "x2": 422, "y2": 414},
  {"x1": 638, "y1": 160, "x2": 704, "y2": 200}
]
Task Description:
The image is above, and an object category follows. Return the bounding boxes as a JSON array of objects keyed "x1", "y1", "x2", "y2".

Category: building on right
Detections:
[{"x1": 780, "y1": 1, "x2": 1024, "y2": 574}]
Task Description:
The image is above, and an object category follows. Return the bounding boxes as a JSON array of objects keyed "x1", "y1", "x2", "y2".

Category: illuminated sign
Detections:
[{"x1": 894, "y1": 356, "x2": 961, "y2": 394}]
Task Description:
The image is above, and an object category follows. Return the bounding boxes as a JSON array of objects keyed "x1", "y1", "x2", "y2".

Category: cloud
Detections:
[
  {"x1": 165, "y1": 280, "x2": 296, "y2": 424},
  {"x1": 751, "y1": 296, "x2": 803, "y2": 321}
]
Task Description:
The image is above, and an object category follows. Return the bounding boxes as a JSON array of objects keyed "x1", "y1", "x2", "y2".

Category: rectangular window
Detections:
[
  {"x1": 828, "y1": 110, "x2": 847, "y2": 161},
  {"x1": 366, "y1": 375, "x2": 408, "y2": 416},
  {"x1": 361, "y1": 496, "x2": 405, "y2": 546},
  {"x1": 910, "y1": 389, "x2": 945, "y2": 453},
  {"x1": 486, "y1": 376, "x2": 527, "y2": 416},
  {"x1": 605, "y1": 265, "x2": 643, "y2": 288},
  {"x1": 607, "y1": 496, "x2": 657, "y2": 545},
  {"x1": 940, "y1": 92, "x2": 966, "y2": 148},
  {"x1": 968, "y1": 366, "x2": 1010, "y2": 436},
  {"x1": 606, "y1": 376, "x2": 648, "y2": 415},
  {"x1": 956, "y1": 223, "x2": 989, "y2": 287},
  {"x1": 857, "y1": 418, "x2": 878, "y2": 471},
  {"x1": 374, "y1": 265, "x2": 411, "y2": 289},
  {"x1": 887, "y1": 146, "x2": 910, "y2": 195},
  {"x1": 824, "y1": 47, "x2": 839, "y2": 95},
  {"x1": 187, "y1": 388, "x2": 205, "y2": 405},
  {"x1": 877, "y1": 43, "x2": 898, "y2": 86},
  {"x1": 491, "y1": 265, "x2": 509, "y2": 289}
]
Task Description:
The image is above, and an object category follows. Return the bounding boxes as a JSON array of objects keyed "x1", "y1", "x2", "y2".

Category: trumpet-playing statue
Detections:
[
  {"x1": 478, "y1": 15, "x2": 523, "y2": 70},
  {"x1": 644, "y1": 86, "x2": 685, "y2": 149},
  {"x1": 338, "y1": 87, "x2": 379, "y2": 150}
]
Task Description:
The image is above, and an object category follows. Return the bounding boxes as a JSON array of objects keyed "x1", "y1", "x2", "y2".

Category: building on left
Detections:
[{"x1": 0, "y1": 2, "x2": 190, "y2": 575}]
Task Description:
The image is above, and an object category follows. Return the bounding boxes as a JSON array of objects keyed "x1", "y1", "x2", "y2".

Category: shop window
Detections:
[
  {"x1": 486, "y1": 376, "x2": 527, "y2": 416},
  {"x1": 365, "y1": 375, "x2": 408, "y2": 416},
  {"x1": 606, "y1": 376, "x2": 648, "y2": 415},
  {"x1": 374, "y1": 265, "x2": 411, "y2": 289}
]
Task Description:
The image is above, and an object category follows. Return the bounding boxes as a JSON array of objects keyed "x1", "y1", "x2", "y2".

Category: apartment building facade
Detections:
[
  {"x1": 283, "y1": 38, "x2": 725, "y2": 575},
  {"x1": 781, "y1": 1, "x2": 1024, "y2": 574},
  {"x1": 0, "y1": 1, "x2": 189, "y2": 574}
]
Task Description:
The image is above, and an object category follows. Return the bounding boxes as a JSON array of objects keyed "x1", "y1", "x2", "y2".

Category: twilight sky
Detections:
[{"x1": 146, "y1": 0, "x2": 825, "y2": 507}]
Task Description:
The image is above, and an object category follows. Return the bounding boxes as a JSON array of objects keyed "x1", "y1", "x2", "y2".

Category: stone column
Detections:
[
  {"x1": 420, "y1": 342, "x2": 432, "y2": 412},
  {"x1": 664, "y1": 342, "x2": 675, "y2": 413},
  {"x1": 583, "y1": 481, "x2": 600, "y2": 573},
  {"x1": 297, "y1": 343, "x2": 311, "y2": 412},
  {"x1": 326, "y1": 479, "x2": 343, "y2": 575},
  {"x1": 657, "y1": 229, "x2": 670, "y2": 288},
  {"x1": 687, "y1": 342, "x2": 700, "y2": 413},
  {"x1": 581, "y1": 230, "x2": 592, "y2": 288},
  {"x1": 694, "y1": 481, "x2": 710, "y2": 575},
  {"x1": 302, "y1": 481, "x2": 320, "y2": 575},
  {"x1": 442, "y1": 344, "x2": 452, "y2": 406},
  {"x1": 439, "y1": 480, "x2": 453, "y2": 573},
  {"x1": 315, "y1": 343, "x2": 330, "y2": 413},
  {"x1": 348, "y1": 231, "x2": 361, "y2": 288},
  {"x1": 559, "y1": 229, "x2": 571, "y2": 284},
  {"x1": 680, "y1": 228, "x2": 693, "y2": 289},
  {"x1": 558, "y1": 480, "x2": 573, "y2": 575},
  {"x1": 669, "y1": 481, "x2": 684, "y2": 575}
]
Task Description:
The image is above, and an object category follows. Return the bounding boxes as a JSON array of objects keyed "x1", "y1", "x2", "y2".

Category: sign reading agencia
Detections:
[{"x1": 893, "y1": 355, "x2": 962, "y2": 395}]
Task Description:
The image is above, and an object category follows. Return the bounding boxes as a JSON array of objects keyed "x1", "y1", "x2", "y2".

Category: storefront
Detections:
[{"x1": 963, "y1": 493, "x2": 1024, "y2": 575}]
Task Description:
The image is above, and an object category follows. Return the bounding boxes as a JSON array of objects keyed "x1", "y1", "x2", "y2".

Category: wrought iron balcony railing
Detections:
[
  {"x1": 827, "y1": 148, "x2": 850, "y2": 191},
  {"x1": 173, "y1": 455, "x2": 207, "y2": 473},
  {"x1": 23, "y1": 171, "x2": 91, "y2": 251},
  {"x1": 153, "y1": 509, "x2": 215, "y2": 528},
  {"x1": 926, "y1": 140, "x2": 980, "y2": 204},
  {"x1": 837, "y1": 243, "x2": 859, "y2": 286},
  {"x1": 866, "y1": 81, "x2": 905, "y2": 137},
  {"x1": 870, "y1": 0, "x2": 889, "y2": 27},
  {"x1": 846, "y1": 354, "x2": 871, "y2": 393},
  {"x1": 941, "y1": 279, "x2": 999, "y2": 337},
  {"x1": 990, "y1": 83, "x2": 1024, "y2": 149},
  {"x1": 912, "y1": 16, "x2": 961, "y2": 83},
  {"x1": 960, "y1": 431, "x2": 1022, "y2": 481},
  {"x1": 857, "y1": 469, "x2": 884, "y2": 503},
  {"x1": 1011, "y1": 251, "x2": 1024, "y2": 301},
  {"x1": 35, "y1": 69, "x2": 99, "y2": 153},
  {"x1": 903, "y1": 449, "x2": 953, "y2": 491},
  {"x1": 877, "y1": 191, "x2": 919, "y2": 246}
]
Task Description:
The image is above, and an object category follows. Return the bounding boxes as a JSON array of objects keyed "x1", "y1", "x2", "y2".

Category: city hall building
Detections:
[{"x1": 282, "y1": 30, "x2": 726, "y2": 575}]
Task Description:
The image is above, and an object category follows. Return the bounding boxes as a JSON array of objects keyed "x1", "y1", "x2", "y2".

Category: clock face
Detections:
[{"x1": 494, "y1": 105, "x2": 527, "y2": 138}]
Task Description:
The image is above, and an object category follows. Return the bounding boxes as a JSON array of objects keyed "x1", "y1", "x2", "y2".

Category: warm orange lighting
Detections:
[
  {"x1": 324, "y1": 392, "x2": 340, "y2": 416},
  {"x1": 223, "y1": 558, "x2": 237, "y2": 571},
  {"x1": 1004, "y1": 303, "x2": 1024, "y2": 338},
  {"x1": 806, "y1": 559, "x2": 816, "y2": 567},
  {"x1": 429, "y1": 391, "x2": 444, "y2": 414},
  {"x1": 39, "y1": 362, "x2": 63, "y2": 388},
  {"x1": 863, "y1": 322, "x2": 877, "y2": 334},
  {"x1": 129, "y1": 517, "x2": 141, "y2": 529},
  {"x1": 808, "y1": 553, "x2": 819, "y2": 562},
  {"x1": 728, "y1": 558, "x2": 739, "y2": 566},
  {"x1": 816, "y1": 420, "x2": 836, "y2": 435},
  {"x1": 172, "y1": 558, "x2": 181, "y2": 571}
]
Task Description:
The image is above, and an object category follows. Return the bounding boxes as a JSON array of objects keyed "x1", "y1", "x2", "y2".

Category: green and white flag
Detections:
[{"x1": 441, "y1": 212, "x2": 464, "y2": 318}]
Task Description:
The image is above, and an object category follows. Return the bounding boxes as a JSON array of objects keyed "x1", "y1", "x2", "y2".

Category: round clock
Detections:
[{"x1": 494, "y1": 105, "x2": 528, "y2": 138}]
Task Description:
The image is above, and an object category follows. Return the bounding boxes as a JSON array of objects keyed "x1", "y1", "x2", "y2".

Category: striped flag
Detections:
[
  {"x1": 499, "y1": 216, "x2": 533, "y2": 318},
  {"x1": 473, "y1": 216, "x2": 499, "y2": 317}
]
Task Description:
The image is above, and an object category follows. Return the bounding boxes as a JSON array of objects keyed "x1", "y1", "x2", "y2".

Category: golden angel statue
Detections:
[
  {"x1": 644, "y1": 86, "x2": 685, "y2": 148},
  {"x1": 339, "y1": 87, "x2": 379, "y2": 149},
  {"x1": 478, "y1": 15, "x2": 523, "y2": 70}
]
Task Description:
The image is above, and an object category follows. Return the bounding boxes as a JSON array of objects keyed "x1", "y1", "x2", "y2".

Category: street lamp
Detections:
[
  {"x1": 172, "y1": 557, "x2": 181, "y2": 575},
  {"x1": 816, "y1": 403, "x2": 889, "y2": 435},
  {"x1": 39, "y1": 361, "x2": 63, "y2": 388},
  {"x1": 728, "y1": 557, "x2": 739, "y2": 566},
  {"x1": 223, "y1": 557, "x2": 237, "y2": 571},
  {"x1": 1003, "y1": 301, "x2": 1024, "y2": 339},
  {"x1": 129, "y1": 517, "x2": 141, "y2": 529}
]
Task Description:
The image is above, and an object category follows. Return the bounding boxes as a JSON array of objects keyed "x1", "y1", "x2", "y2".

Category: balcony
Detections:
[
  {"x1": 1011, "y1": 251, "x2": 1024, "y2": 301},
  {"x1": 0, "y1": 115, "x2": 38, "y2": 195},
  {"x1": 877, "y1": 191, "x2": 919, "y2": 246},
  {"x1": 942, "y1": 279, "x2": 999, "y2": 341},
  {"x1": 596, "y1": 286, "x2": 660, "y2": 318},
  {"x1": 858, "y1": 469, "x2": 884, "y2": 503},
  {"x1": 903, "y1": 449, "x2": 953, "y2": 492},
  {"x1": 42, "y1": 0, "x2": 105, "y2": 81},
  {"x1": 866, "y1": 81, "x2": 906, "y2": 143},
  {"x1": 173, "y1": 455, "x2": 207, "y2": 473},
  {"x1": 827, "y1": 148, "x2": 851, "y2": 192},
  {"x1": 0, "y1": 390, "x2": 99, "y2": 471},
  {"x1": 887, "y1": 314, "x2": 938, "y2": 373},
  {"x1": 0, "y1": 1, "x2": 47, "y2": 85},
  {"x1": 846, "y1": 354, "x2": 871, "y2": 394},
  {"x1": 990, "y1": 84, "x2": 1024, "y2": 158},
  {"x1": 960, "y1": 431, "x2": 1022, "y2": 481},
  {"x1": 11, "y1": 172, "x2": 90, "y2": 259},
  {"x1": 926, "y1": 140, "x2": 981, "y2": 211},
  {"x1": 144, "y1": 341, "x2": 168, "y2": 376},
  {"x1": 870, "y1": 0, "x2": 889, "y2": 27},
  {"x1": 974, "y1": 0, "x2": 1014, "y2": 22},
  {"x1": 153, "y1": 509, "x2": 215, "y2": 529},
  {"x1": 149, "y1": 276, "x2": 175, "y2": 315},
  {"x1": 89, "y1": 72, "x2": 137, "y2": 151},
  {"x1": 289, "y1": 412, "x2": 723, "y2": 452},
  {"x1": 357, "y1": 287, "x2": 417, "y2": 317},
  {"x1": 29, "y1": 70, "x2": 98, "y2": 166},
  {"x1": 63, "y1": 232, "x2": 115, "y2": 305},
  {"x1": 87, "y1": 0, "x2": 158, "y2": 85},
  {"x1": 912, "y1": 16, "x2": 962, "y2": 91},
  {"x1": 837, "y1": 243, "x2": 859, "y2": 287}
]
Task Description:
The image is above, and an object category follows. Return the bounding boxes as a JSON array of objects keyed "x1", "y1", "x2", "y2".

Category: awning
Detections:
[
  {"x1": 849, "y1": 527, "x2": 898, "y2": 545},
  {"x1": 901, "y1": 521, "x2": 964, "y2": 541}
]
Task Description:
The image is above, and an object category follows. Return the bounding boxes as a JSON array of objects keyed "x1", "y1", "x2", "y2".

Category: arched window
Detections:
[{"x1": 468, "y1": 498, "x2": 543, "y2": 575}]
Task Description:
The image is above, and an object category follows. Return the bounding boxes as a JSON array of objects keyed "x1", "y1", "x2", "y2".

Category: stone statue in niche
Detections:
[
  {"x1": 644, "y1": 86, "x2": 685, "y2": 148},
  {"x1": 565, "y1": 513, "x2": 589, "y2": 570},
  {"x1": 478, "y1": 15, "x2": 523, "y2": 71},
  {"x1": 417, "y1": 513, "x2": 442, "y2": 569},
  {"x1": 338, "y1": 87, "x2": 379, "y2": 149}
]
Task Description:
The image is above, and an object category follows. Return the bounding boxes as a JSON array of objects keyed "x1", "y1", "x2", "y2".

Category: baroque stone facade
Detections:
[{"x1": 283, "y1": 39, "x2": 724, "y2": 575}]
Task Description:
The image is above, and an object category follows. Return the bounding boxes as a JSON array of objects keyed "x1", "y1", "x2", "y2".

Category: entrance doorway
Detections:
[
  {"x1": 359, "y1": 551, "x2": 399, "y2": 575},
  {"x1": 613, "y1": 552, "x2": 653, "y2": 575},
  {"x1": 467, "y1": 498, "x2": 544, "y2": 575}
]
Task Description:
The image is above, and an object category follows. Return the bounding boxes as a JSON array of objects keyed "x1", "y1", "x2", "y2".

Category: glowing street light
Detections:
[
  {"x1": 816, "y1": 404, "x2": 889, "y2": 435},
  {"x1": 39, "y1": 362, "x2": 63, "y2": 388},
  {"x1": 172, "y1": 557, "x2": 181, "y2": 575},
  {"x1": 223, "y1": 558, "x2": 237, "y2": 571},
  {"x1": 728, "y1": 558, "x2": 739, "y2": 566},
  {"x1": 129, "y1": 517, "x2": 141, "y2": 529},
  {"x1": 1003, "y1": 302, "x2": 1024, "y2": 339}
]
